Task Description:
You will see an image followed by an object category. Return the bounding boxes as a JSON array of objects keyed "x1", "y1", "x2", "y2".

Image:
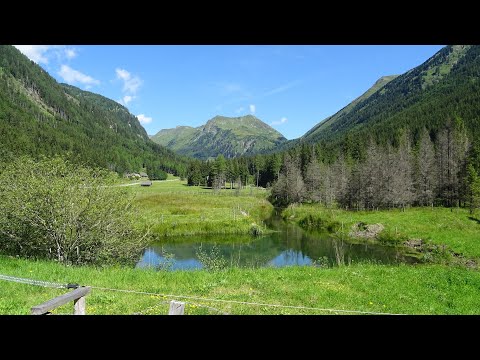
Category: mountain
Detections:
[
  {"x1": 299, "y1": 45, "x2": 480, "y2": 150},
  {"x1": 0, "y1": 45, "x2": 187, "y2": 177},
  {"x1": 302, "y1": 75, "x2": 398, "y2": 142},
  {"x1": 151, "y1": 115, "x2": 287, "y2": 159}
]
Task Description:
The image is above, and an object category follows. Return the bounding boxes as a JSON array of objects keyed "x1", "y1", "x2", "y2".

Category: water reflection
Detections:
[{"x1": 136, "y1": 214, "x2": 420, "y2": 271}]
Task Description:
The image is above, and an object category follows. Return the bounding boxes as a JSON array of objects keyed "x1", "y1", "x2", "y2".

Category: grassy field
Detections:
[
  {"x1": 1, "y1": 255, "x2": 480, "y2": 315},
  {"x1": 2, "y1": 179, "x2": 480, "y2": 315},
  {"x1": 283, "y1": 205, "x2": 480, "y2": 260},
  {"x1": 127, "y1": 177, "x2": 273, "y2": 238}
]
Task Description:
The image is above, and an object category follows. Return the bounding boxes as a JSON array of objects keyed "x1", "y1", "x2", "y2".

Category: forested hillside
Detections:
[
  {"x1": 302, "y1": 74, "x2": 398, "y2": 143},
  {"x1": 186, "y1": 45, "x2": 480, "y2": 212},
  {"x1": 0, "y1": 45, "x2": 187, "y2": 178},
  {"x1": 299, "y1": 45, "x2": 480, "y2": 160}
]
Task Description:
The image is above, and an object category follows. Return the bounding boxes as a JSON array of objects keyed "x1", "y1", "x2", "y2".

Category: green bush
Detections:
[{"x1": 0, "y1": 155, "x2": 148, "y2": 266}]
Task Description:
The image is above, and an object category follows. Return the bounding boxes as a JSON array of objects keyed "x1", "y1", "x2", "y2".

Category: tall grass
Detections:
[
  {"x1": 128, "y1": 179, "x2": 273, "y2": 238},
  {"x1": 283, "y1": 205, "x2": 480, "y2": 260}
]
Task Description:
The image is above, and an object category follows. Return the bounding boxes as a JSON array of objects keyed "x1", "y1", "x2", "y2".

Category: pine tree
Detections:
[
  {"x1": 466, "y1": 163, "x2": 480, "y2": 214},
  {"x1": 212, "y1": 155, "x2": 227, "y2": 192}
]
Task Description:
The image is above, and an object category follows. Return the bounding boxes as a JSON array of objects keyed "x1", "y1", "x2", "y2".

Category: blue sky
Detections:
[{"x1": 14, "y1": 45, "x2": 444, "y2": 140}]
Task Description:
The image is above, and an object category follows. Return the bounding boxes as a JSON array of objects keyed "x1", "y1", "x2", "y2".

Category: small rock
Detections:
[
  {"x1": 404, "y1": 238, "x2": 424, "y2": 249},
  {"x1": 349, "y1": 222, "x2": 385, "y2": 238}
]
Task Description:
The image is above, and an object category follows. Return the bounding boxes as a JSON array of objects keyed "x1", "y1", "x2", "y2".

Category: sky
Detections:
[{"x1": 14, "y1": 45, "x2": 444, "y2": 140}]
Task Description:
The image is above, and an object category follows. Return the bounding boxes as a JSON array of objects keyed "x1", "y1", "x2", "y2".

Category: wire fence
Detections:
[
  {"x1": 0, "y1": 273, "x2": 403, "y2": 315},
  {"x1": 131, "y1": 299, "x2": 229, "y2": 315},
  {"x1": 0, "y1": 274, "x2": 69, "y2": 289}
]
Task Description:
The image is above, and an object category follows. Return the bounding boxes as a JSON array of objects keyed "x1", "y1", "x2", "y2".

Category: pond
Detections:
[{"x1": 136, "y1": 212, "x2": 421, "y2": 270}]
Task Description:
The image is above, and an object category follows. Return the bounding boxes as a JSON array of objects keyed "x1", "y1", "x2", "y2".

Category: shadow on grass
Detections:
[
  {"x1": 180, "y1": 184, "x2": 238, "y2": 191},
  {"x1": 467, "y1": 216, "x2": 480, "y2": 225},
  {"x1": 180, "y1": 184, "x2": 211, "y2": 189}
]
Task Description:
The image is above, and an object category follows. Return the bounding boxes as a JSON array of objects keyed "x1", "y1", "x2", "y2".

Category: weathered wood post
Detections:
[
  {"x1": 168, "y1": 300, "x2": 185, "y2": 315},
  {"x1": 31, "y1": 286, "x2": 91, "y2": 315},
  {"x1": 74, "y1": 295, "x2": 87, "y2": 315}
]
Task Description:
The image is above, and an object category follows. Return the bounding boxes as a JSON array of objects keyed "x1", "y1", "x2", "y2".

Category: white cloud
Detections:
[
  {"x1": 249, "y1": 104, "x2": 256, "y2": 114},
  {"x1": 116, "y1": 68, "x2": 130, "y2": 81},
  {"x1": 14, "y1": 45, "x2": 78, "y2": 64},
  {"x1": 14, "y1": 45, "x2": 53, "y2": 64},
  {"x1": 123, "y1": 95, "x2": 133, "y2": 105},
  {"x1": 235, "y1": 107, "x2": 245, "y2": 114},
  {"x1": 116, "y1": 68, "x2": 142, "y2": 94},
  {"x1": 137, "y1": 114, "x2": 153, "y2": 125},
  {"x1": 65, "y1": 48, "x2": 77, "y2": 59},
  {"x1": 116, "y1": 95, "x2": 136, "y2": 106},
  {"x1": 271, "y1": 117, "x2": 288, "y2": 126},
  {"x1": 58, "y1": 65, "x2": 100, "y2": 88}
]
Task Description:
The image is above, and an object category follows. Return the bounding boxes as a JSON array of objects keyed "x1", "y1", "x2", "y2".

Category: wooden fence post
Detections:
[
  {"x1": 31, "y1": 286, "x2": 91, "y2": 315},
  {"x1": 74, "y1": 296, "x2": 86, "y2": 315},
  {"x1": 168, "y1": 300, "x2": 185, "y2": 315}
]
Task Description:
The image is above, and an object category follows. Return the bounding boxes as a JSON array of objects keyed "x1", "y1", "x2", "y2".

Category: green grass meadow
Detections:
[
  {"x1": 1, "y1": 255, "x2": 480, "y2": 315},
  {"x1": 283, "y1": 205, "x2": 480, "y2": 260},
  {"x1": 1, "y1": 178, "x2": 480, "y2": 315},
  {"x1": 129, "y1": 178, "x2": 273, "y2": 237}
]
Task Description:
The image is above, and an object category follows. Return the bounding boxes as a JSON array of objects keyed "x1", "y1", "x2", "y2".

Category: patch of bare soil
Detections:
[{"x1": 349, "y1": 222, "x2": 384, "y2": 239}]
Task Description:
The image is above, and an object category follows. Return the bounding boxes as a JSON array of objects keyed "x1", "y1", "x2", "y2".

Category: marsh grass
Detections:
[{"x1": 128, "y1": 179, "x2": 273, "y2": 238}]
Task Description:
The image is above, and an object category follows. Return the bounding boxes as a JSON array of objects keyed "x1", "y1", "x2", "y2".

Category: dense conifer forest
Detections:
[{"x1": 0, "y1": 45, "x2": 188, "y2": 179}]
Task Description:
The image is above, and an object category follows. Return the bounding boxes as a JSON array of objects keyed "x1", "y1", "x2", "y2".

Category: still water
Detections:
[{"x1": 136, "y1": 214, "x2": 420, "y2": 270}]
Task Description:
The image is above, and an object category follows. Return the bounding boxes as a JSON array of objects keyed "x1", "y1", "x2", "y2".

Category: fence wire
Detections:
[
  {"x1": 0, "y1": 274, "x2": 68, "y2": 289},
  {"x1": 1, "y1": 273, "x2": 402, "y2": 315}
]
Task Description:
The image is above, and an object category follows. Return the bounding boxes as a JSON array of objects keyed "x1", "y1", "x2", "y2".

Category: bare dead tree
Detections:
[{"x1": 415, "y1": 128, "x2": 437, "y2": 206}]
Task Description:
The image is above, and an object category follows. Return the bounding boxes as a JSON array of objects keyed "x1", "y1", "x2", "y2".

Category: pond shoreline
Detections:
[{"x1": 136, "y1": 210, "x2": 421, "y2": 271}]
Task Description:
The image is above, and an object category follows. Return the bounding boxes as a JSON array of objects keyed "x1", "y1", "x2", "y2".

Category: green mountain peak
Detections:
[{"x1": 151, "y1": 115, "x2": 287, "y2": 159}]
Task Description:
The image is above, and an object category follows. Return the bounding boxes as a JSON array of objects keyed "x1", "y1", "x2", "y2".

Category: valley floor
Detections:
[{"x1": 1, "y1": 179, "x2": 479, "y2": 315}]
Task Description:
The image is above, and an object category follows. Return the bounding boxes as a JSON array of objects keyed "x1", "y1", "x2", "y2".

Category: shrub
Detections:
[
  {"x1": 195, "y1": 244, "x2": 227, "y2": 271},
  {"x1": 0, "y1": 156, "x2": 149, "y2": 266}
]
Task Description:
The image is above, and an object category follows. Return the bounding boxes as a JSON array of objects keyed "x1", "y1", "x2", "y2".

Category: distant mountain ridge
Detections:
[
  {"x1": 298, "y1": 45, "x2": 478, "y2": 147},
  {"x1": 151, "y1": 115, "x2": 287, "y2": 159},
  {"x1": 301, "y1": 75, "x2": 398, "y2": 142}
]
